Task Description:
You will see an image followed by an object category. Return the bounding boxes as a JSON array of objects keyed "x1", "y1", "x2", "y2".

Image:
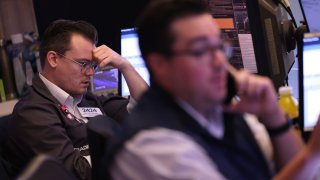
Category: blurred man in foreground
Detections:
[{"x1": 107, "y1": 0, "x2": 320, "y2": 179}]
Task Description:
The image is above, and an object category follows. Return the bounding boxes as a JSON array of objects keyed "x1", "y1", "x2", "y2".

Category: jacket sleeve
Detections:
[
  {"x1": 8, "y1": 103, "x2": 91, "y2": 180},
  {"x1": 98, "y1": 95, "x2": 130, "y2": 123}
]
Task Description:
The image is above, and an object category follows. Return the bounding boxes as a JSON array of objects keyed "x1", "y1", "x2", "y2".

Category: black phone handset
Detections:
[
  {"x1": 223, "y1": 71, "x2": 237, "y2": 105},
  {"x1": 223, "y1": 41, "x2": 238, "y2": 105}
]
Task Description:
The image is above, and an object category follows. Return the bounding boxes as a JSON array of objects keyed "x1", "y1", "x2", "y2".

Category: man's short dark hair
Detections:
[
  {"x1": 39, "y1": 19, "x2": 98, "y2": 66},
  {"x1": 136, "y1": 0, "x2": 209, "y2": 60}
]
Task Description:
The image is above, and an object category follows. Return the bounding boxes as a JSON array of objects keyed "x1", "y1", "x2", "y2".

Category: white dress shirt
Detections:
[{"x1": 111, "y1": 99, "x2": 274, "y2": 180}]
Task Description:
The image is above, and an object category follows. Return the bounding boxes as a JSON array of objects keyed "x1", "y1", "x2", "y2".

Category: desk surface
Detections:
[{"x1": 0, "y1": 99, "x2": 18, "y2": 117}]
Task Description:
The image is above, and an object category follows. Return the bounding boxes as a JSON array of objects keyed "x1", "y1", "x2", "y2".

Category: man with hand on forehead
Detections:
[
  {"x1": 107, "y1": 0, "x2": 320, "y2": 179},
  {"x1": 3, "y1": 19, "x2": 147, "y2": 179}
]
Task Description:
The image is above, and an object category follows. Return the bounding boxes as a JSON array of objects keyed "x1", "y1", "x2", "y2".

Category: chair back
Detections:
[{"x1": 0, "y1": 114, "x2": 13, "y2": 180}]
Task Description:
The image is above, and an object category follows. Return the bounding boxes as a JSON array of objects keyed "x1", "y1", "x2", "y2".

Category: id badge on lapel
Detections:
[{"x1": 78, "y1": 107, "x2": 103, "y2": 118}]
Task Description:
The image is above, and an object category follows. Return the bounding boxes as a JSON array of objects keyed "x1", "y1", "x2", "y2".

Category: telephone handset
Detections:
[{"x1": 223, "y1": 72, "x2": 237, "y2": 105}]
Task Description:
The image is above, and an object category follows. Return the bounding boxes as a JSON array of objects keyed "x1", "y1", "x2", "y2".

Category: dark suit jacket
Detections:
[{"x1": 3, "y1": 74, "x2": 129, "y2": 180}]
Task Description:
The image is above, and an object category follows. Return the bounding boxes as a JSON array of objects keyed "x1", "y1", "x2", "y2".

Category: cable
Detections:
[
  {"x1": 287, "y1": 6, "x2": 298, "y2": 28},
  {"x1": 275, "y1": 0, "x2": 298, "y2": 28}
]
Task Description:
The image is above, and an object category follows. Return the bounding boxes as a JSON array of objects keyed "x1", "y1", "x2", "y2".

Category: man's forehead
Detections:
[
  {"x1": 171, "y1": 14, "x2": 221, "y2": 45},
  {"x1": 69, "y1": 34, "x2": 95, "y2": 50},
  {"x1": 184, "y1": 36, "x2": 221, "y2": 47}
]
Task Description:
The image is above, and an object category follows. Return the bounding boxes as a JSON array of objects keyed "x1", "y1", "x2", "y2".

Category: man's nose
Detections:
[
  {"x1": 85, "y1": 67, "x2": 95, "y2": 76},
  {"x1": 211, "y1": 50, "x2": 227, "y2": 69}
]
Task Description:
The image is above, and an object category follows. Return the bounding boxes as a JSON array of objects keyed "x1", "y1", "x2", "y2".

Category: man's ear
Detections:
[
  {"x1": 147, "y1": 53, "x2": 170, "y2": 78},
  {"x1": 46, "y1": 51, "x2": 59, "y2": 68}
]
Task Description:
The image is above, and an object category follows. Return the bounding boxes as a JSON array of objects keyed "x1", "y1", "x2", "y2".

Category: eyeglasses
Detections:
[
  {"x1": 171, "y1": 42, "x2": 233, "y2": 60},
  {"x1": 55, "y1": 51, "x2": 98, "y2": 73}
]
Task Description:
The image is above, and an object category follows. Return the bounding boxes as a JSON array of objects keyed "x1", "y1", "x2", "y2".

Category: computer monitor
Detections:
[
  {"x1": 204, "y1": 0, "x2": 295, "y2": 89},
  {"x1": 299, "y1": 33, "x2": 320, "y2": 135},
  {"x1": 90, "y1": 67, "x2": 118, "y2": 96},
  {"x1": 120, "y1": 28, "x2": 150, "y2": 97},
  {"x1": 299, "y1": 0, "x2": 320, "y2": 32}
]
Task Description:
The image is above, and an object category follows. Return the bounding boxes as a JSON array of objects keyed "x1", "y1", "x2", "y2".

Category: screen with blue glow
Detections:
[
  {"x1": 91, "y1": 67, "x2": 118, "y2": 96},
  {"x1": 302, "y1": 34, "x2": 320, "y2": 131},
  {"x1": 301, "y1": 0, "x2": 320, "y2": 32},
  {"x1": 120, "y1": 28, "x2": 150, "y2": 96}
]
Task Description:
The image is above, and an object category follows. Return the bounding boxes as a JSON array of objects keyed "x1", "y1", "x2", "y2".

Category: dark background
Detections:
[{"x1": 33, "y1": 0, "x2": 150, "y2": 53}]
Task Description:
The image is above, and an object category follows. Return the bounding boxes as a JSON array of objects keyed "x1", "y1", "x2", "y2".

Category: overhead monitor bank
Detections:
[
  {"x1": 204, "y1": 0, "x2": 295, "y2": 89},
  {"x1": 34, "y1": 0, "x2": 297, "y2": 96},
  {"x1": 119, "y1": 0, "x2": 296, "y2": 97}
]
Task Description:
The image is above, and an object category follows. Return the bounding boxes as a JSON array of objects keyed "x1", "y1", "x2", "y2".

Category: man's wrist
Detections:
[
  {"x1": 118, "y1": 59, "x2": 131, "y2": 72},
  {"x1": 258, "y1": 108, "x2": 294, "y2": 137},
  {"x1": 265, "y1": 117, "x2": 292, "y2": 137},
  {"x1": 259, "y1": 108, "x2": 287, "y2": 128}
]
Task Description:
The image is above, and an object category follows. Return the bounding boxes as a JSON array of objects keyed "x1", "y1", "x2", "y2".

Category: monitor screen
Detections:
[
  {"x1": 120, "y1": 28, "x2": 150, "y2": 97},
  {"x1": 204, "y1": 0, "x2": 257, "y2": 73},
  {"x1": 90, "y1": 67, "x2": 118, "y2": 96},
  {"x1": 300, "y1": 0, "x2": 320, "y2": 32},
  {"x1": 300, "y1": 33, "x2": 320, "y2": 131}
]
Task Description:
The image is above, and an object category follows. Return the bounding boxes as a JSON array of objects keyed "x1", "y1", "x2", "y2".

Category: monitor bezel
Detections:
[{"x1": 246, "y1": 0, "x2": 295, "y2": 90}]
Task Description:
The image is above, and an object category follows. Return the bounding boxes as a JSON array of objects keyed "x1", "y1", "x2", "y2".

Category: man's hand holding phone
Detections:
[{"x1": 225, "y1": 64, "x2": 287, "y2": 128}]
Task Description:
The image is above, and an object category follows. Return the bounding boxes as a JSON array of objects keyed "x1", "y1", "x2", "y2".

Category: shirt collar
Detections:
[
  {"x1": 39, "y1": 73, "x2": 83, "y2": 108},
  {"x1": 175, "y1": 98, "x2": 224, "y2": 138}
]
